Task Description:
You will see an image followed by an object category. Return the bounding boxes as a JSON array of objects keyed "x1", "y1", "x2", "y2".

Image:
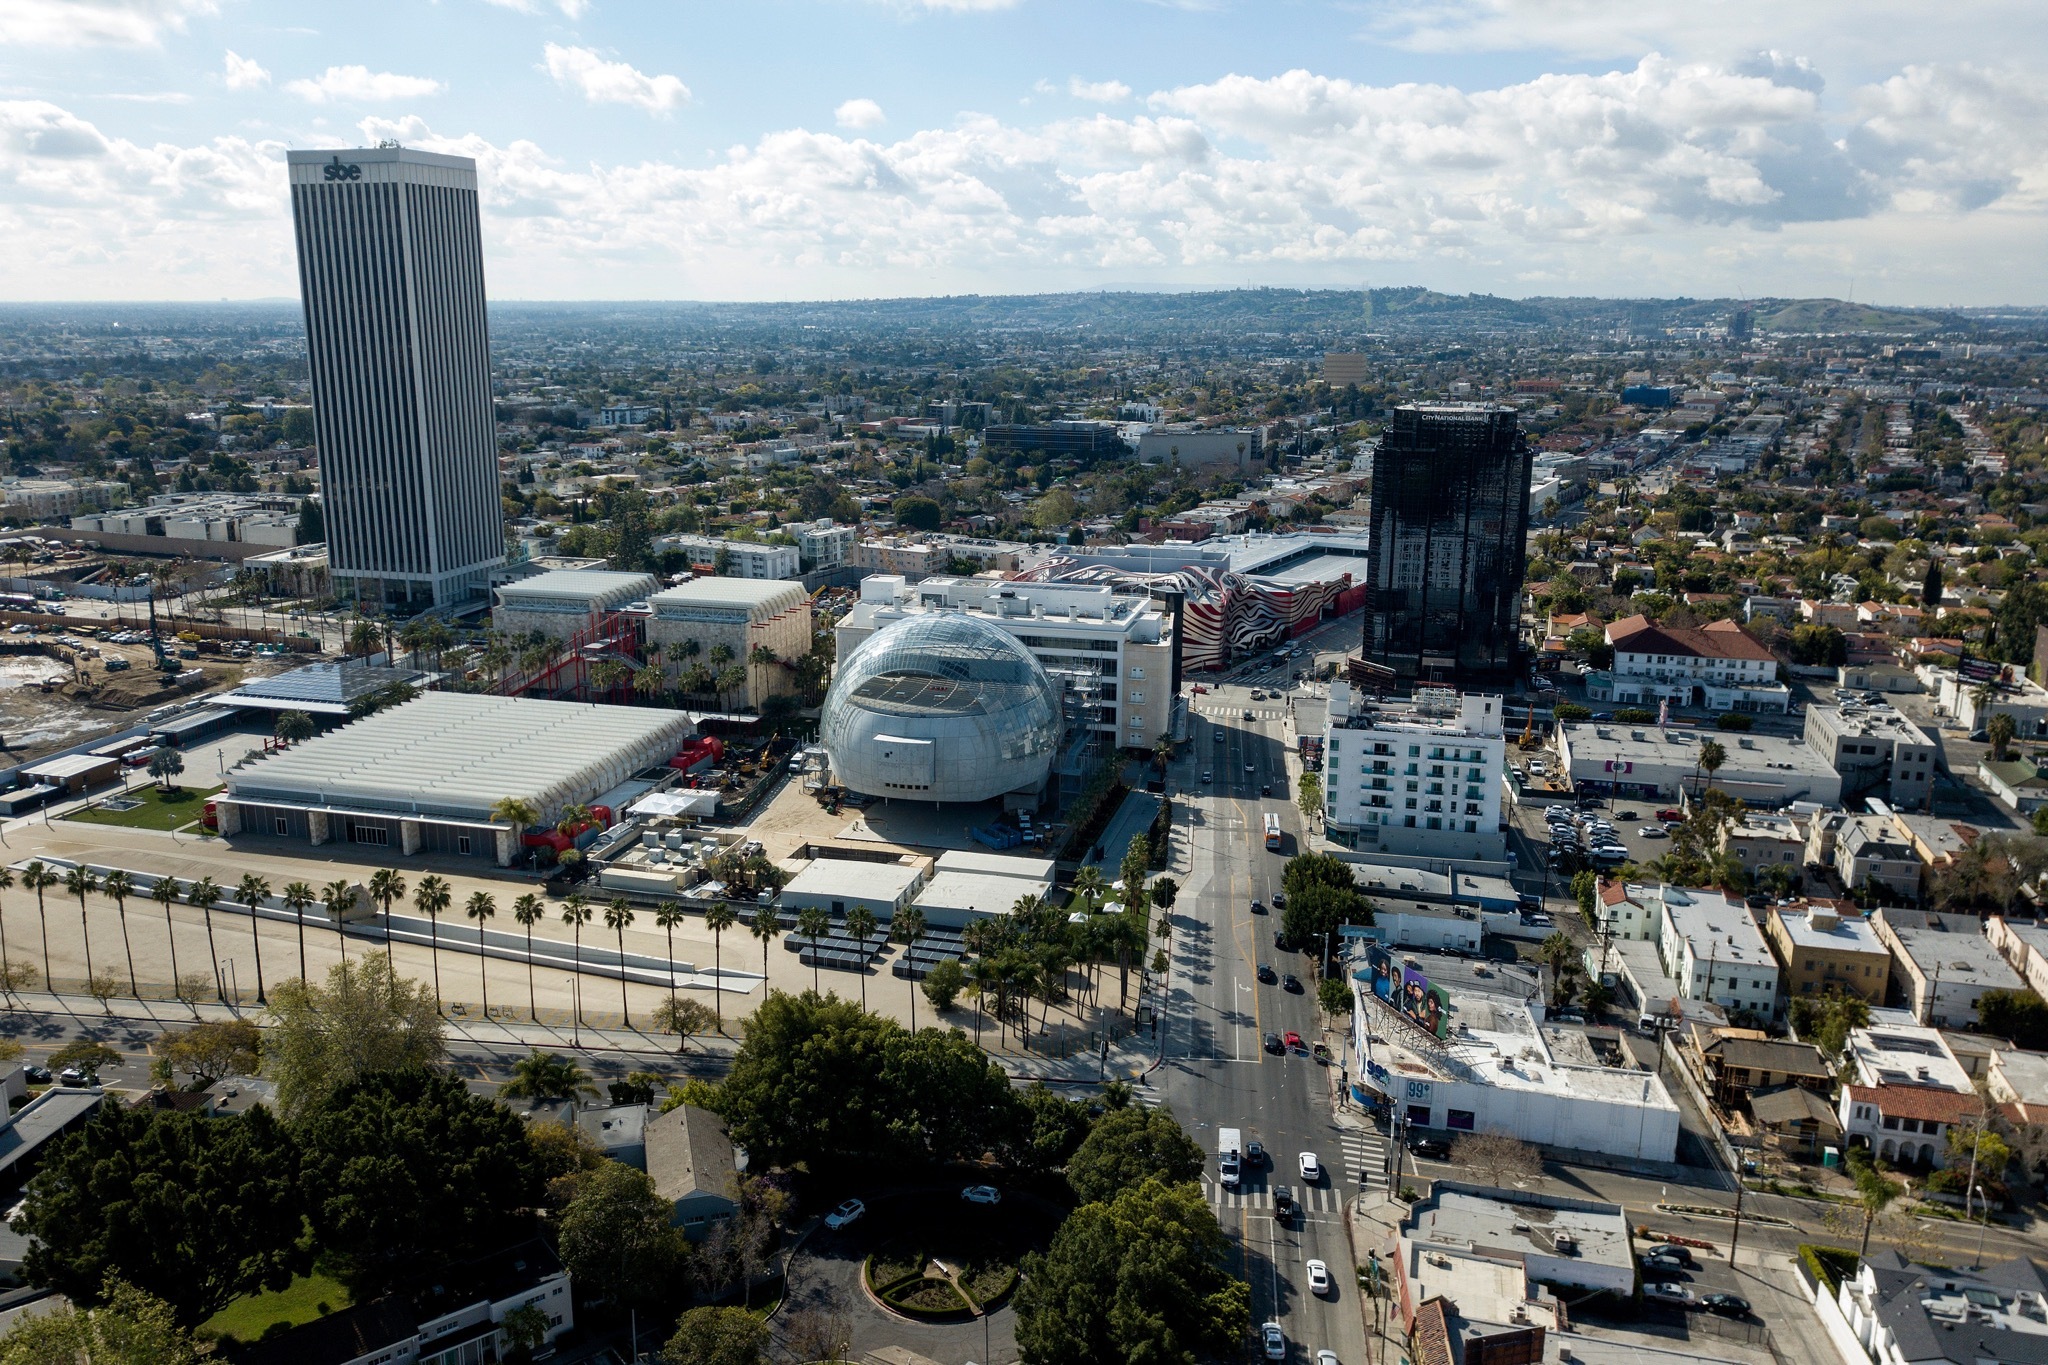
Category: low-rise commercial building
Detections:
[
  {"x1": 912, "y1": 849, "x2": 1057, "y2": 929},
  {"x1": 778, "y1": 856, "x2": 927, "y2": 921},
  {"x1": 7, "y1": 477, "x2": 130, "y2": 520},
  {"x1": 1555, "y1": 722, "x2": 1841, "y2": 806},
  {"x1": 1803, "y1": 702, "x2": 1938, "y2": 808},
  {"x1": 1979, "y1": 757, "x2": 2048, "y2": 814},
  {"x1": 1322, "y1": 683, "x2": 1508, "y2": 862},
  {"x1": 493, "y1": 568, "x2": 660, "y2": 642},
  {"x1": 1133, "y1": 425, "x2": 1266, "y2": 469},
  {"x1": 1872, "y1": 909, "x2": 2026, "y2": 1028},
  {"x1": 644, "y1": 576, "x2": 811, "y2": 711},
  {"x1": 1763, "y1": 902, "x2": 1891, "y2": 1005}
]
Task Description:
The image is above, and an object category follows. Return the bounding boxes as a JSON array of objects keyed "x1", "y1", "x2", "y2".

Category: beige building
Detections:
[
  {"x1": 1763, "y1": 902, "x2": 1891, "y2": 1005},
  {"x1": 644, "y1": 576, "x2": 811, "y2": 711},
  {"x1": 1718, "y1": 813, "x2": 1807, "y2": 884},
  {"x1": 493, "y1": 568, "x2": 660, "y2": 642}
]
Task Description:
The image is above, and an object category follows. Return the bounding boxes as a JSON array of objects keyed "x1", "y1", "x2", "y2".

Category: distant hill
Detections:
[{"x1": 1751, "y1": 299, "x2": 1949, "y2": 334}]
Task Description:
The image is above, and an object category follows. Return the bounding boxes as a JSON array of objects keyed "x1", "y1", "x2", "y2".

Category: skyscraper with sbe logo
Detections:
[{"x1": 287, "y1": 145, "x2": 504, "y2": 612}]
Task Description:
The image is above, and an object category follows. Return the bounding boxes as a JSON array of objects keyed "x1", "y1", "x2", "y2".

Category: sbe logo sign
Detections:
[{"x1": 322, "y1": 156, "x2": 362, "y2": 182}]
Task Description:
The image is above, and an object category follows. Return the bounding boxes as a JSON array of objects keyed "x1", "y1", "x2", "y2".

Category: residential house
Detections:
[
  {"x1": 1763, "y1": 901, "x2": 1892, "y2": 1005},
  {"x1": 1594, "y1": 879, "x2": 1659, "y2": 942},
  {"x1": 1834, "y1": 1251, "x2": 2048, "y2": 1365},
  {"x1": 1684, "y1": 1026, "x2": 1833, "y2": 1110},
  {"x1": 645, "y1": 1102, "x2": 741, "y2": 1240},
  {"x1": 1836, "y1": 1023, "x2": 1981, "y2": 1168},
  {"x1": 1986, "y1": 916, "x2": 2048, "y2": 999},
  {"x1": 1979, "y1": 757, "x2": 2048, "y2": 814}
]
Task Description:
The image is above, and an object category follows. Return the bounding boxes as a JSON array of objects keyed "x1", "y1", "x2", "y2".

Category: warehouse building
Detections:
[
  {"x1": 644, "y1": 577, "x2": 811, "y2": 712},
  {"x1": 494, "y1": 568, "x2": 660, "y2": 642},
  {"x1": 1556, "y1": 721, "x2": 1842, "y2": 806},
  {"x1": 218, "y1": 692, "x2": 696, "y2": 865}
]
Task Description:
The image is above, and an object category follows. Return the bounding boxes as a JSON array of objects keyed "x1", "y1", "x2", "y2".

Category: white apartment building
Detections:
[
  {"x1": 1836, "y1": 1023, "x2": 1980, "y2": 1167},
  {"x1": 1322, "y1": 682, "x2": 1507, "y2": 861},
  {"x1": 655, "y1": 535, "x2": 801, "y2": 580},
  {"x1": 791, "y1": 518, "x2": 855, "y2": 570},
  {"x1": 7, "y1": 478, "x2": 130, "y2": 521},
  {"x1": 1803, "y1": 701, "x2": 1938, "y2": 808},
  {"x1": 836, "y1": 574, "x2": 1176, "y2": 753},
  {"x1": 1656, "y1": 884, "x2": 1782, "y2": 1022},
  {"x1": 1590, "y1": 614, "x2": 1790, "y2": 713}
]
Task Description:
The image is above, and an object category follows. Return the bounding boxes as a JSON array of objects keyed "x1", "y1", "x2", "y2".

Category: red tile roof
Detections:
[
  {"x1": 1846, "y1": 1084, "x2": 1984, "y2": 1125},
  {"x1": 1607, "y1": 614, "x2": 1776, "y2": 662}
]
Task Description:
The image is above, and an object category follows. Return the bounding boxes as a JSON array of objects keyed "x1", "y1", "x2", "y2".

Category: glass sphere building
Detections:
[{"x1": 821, "y1": 613, "x2": 1061, "y2": 803}]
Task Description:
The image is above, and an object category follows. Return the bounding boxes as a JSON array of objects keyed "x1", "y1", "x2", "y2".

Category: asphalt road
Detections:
[{"x1": 1157, "y1": 689, "x2": 1366, "y2": 1365}]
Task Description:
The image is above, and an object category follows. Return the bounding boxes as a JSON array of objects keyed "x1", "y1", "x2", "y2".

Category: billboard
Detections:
[
  {"x1": 1602, "y1": 759, "x2": 1633, "y2": 774},
  {"x1": 1364, "y1": 946, "x2": 1452, "y2": 1039}
]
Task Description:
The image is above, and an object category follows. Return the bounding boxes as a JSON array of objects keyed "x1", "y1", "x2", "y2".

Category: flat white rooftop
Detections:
[
  {"x1": 780, "y1": 858, "x2": 923, "y2": 905},
  {"x1": 497, "y1": 568, "x2": 658, "y2": 605},
  {"x1": 650, "y1": 576, "x2": 805, "y2": 615},
  {"x1": 225, "y1": 692, "x2": 694, "y2": 823}
]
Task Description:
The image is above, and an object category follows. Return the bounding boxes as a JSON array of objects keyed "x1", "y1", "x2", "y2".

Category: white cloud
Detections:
[
  {"x1": 0, "y1": 0, "x2": 215, "y2": 46},
  {"x1": 835, "y1": 98, "x2": 886, "y2": 130},
  {"x1": 286, "y1": 66, "x2": 446, "y2": 105},
  {"x1": 1068, "y1": 77, "x2": 1131, "y2": 103},
  {"x1": 8, "y1": 53, "x2": 2048, "y2": 303},
  {"x1": 222, "y1": 50, "x2": 270, "y2": 91},
  {"x1": 542, "y1": 44, "x2": 689, "y2": 113}
]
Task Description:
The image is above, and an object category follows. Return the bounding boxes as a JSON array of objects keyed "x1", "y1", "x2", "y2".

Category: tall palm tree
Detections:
[
  {"x1": 498, "y1": 1048, "x2": 597, "y2": 1102},
  {"x1": 282, "y1": 880, "x2": 315, "y2": 983},
  {"x1": 561, "y1": 893, "x2": 593, "y2": 1028},
  {"x1": 151, "y1": 874, "x2": 184, "y2": 1005},
  {"x1": 796, "y1": 906, "x2": 830, "y2": 994},
  {"x1": 0, "y1": 867, "x2": 15, "y2": 1003},
  {"x1": 845, "y1": 905, "x2": 878, "y2": 1011},
  {"x1": 512, "y1": 893, "x2": 545, "y2": 1020},
  {"x1": 1071, "y1": 865, "x2": 1108, "y2": 910},
  {"x1": 489, "y1": 797, "x2": 538, "y2": 854},
  {"x1": 604, "y1": 899, "x2": 636, "y2": 1026},
  {"x1": 703, "y1": 903, "x2": 738, "y2": 1032},
  {"x1": 235, "y1": 873, "x2": 271, "y2": 1004},
  {"x1": 654, "y1": 903, "x2": 687, "y2": 1025},
  {"x1": 320, "y1": 879, "x2": 355, "y2": 965},
  {"x1": 187, "y1": 877, "x2": 222, "y2": 999},
  {"x1": 368, "y1": 868, "x2": 406, "y2": 937},
  {"x1": 63, "y1": 866, "x2": 99, "y2": 993},
  {"x1": 892, "y1": 907, "x2": 926, "y2": 1034},
  {"x1": 1699, "y1": 738, "x2": 1727, "y2": 794},
  {"x1": 749, "y1": 903, "x2": 781, "y2": 982},
  {"x1": 414, "y1": 874, "x2": 452, "y2": 1012},
  {"x1": 101, "y1": 870, "x2": 136, "y2": 998},
  {"x1": 21, "y1": 861, "x2": 56, "y2": 993},
  {"x1": 968, "y1": 957, "x2": 997, "y2": 1046},
  {"x1": 466, "y1": 890, "x2": 497, "y2": 1020}
]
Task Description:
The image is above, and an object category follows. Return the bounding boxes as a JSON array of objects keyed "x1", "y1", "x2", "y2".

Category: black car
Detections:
[
  {"x1": 1700, "y1": 1292, "x2": 1750, "y2": 1318},
  {"x1": 1272, "y1": 1186, "x2": 1297, "y2": 1221},
  {"x1": 1273, "y1": 930, "x2": 1288, "y2": 949},
  {"x1": 1260, "y1": 783, "x2": 1272, "y2": 796},
  {"x1": 22, "y1": 1065, "x2": 51, "y2": 1085},
  {"x1": 1250, "y1": 899, "x2": 1266, "y2": 914},
  {"x1": 1407, "y1": 1137, "x2": 1452, "y2": 1160},
  {"x1": 1257, "y1": 963, "x2": 1278, "y2": 983},
  {"x1": 1264, "y1": 1032, "x2": 1284, "y2": 1055},
  {"x1": 1282, "y1": 974, "x2": 1303, "y2": 994}
]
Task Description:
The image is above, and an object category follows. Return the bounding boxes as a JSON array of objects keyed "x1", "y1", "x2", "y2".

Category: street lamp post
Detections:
[
  {"x1": 566, "y1": 975, "x2": 580, "y2": 1048},
  {"x1": 1973, "y1": 1184, "x2": 1992, "y2": 1268}
]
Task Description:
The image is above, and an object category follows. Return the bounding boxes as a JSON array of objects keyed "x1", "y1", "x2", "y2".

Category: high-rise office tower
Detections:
[
  {"x1": 288, "y1": 146, "x2": 503, "y2": 611},
  {"x1": 1361, "y1": 404, "x2": 1532, "y2": 682}
]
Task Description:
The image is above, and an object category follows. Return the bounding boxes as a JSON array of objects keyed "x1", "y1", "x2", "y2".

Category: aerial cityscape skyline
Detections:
[{"x1": 2, "y1": 0, "x2": 2045, "y2": 302}]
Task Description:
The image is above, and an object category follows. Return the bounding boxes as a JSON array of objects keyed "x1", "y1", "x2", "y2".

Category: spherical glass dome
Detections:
[{"x1": 822, "y1": 613, "x2": 1061, "y2": 803}]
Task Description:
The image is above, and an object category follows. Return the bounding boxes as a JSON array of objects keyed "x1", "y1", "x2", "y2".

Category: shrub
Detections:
[
  {"x1": 1798, "y1": 1243, "x2": 1858, "y2": 1292},
  {"x1": 881, "y1": 1276, "x2": 972, "y2": 1319},
  {"x1": 1552, "y1": 702, "x2": 1591, "y2": 721},
  {"x1": 1716, "y1": 713, "x2": 1755, "y2": 731},
  {"x1": 1613, "y1": 707, "x2": 1656, "y2": 724}
]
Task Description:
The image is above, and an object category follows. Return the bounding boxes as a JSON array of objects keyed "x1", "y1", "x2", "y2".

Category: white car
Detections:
[
  {"x1": 1261, "y1": 1321, "x2": 1287, "y2": 1360},
  {"x1": 823, "y1": 1198, "x2": 866, "y2": 1229},
  {"x1": 1299, "y1": 1151, "x2": 1321, "y2": 1182},
  {"x1": 1306, "y1": 1258, "x2": 1331, "y2": 1294},
  {"x1": 961, "y1": 1184, "x2": 1002, "y2": 1205},
  {"x1": 1643, "y1": 1281, "x2": 1697, "y2": 1308},
  {"x1": 1317, "y1": 1352, "x2": 1341, "y2": 1365}
]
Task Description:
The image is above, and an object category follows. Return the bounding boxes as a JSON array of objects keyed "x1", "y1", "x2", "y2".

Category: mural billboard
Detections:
[{"x1": 1364, "y1": 946, "x2": 1452, "y2": 1039}]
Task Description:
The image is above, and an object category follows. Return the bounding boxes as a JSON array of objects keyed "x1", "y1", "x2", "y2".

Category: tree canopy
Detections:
[
  {"x1": 557, "y1": 1162, "x2": 688, "y2": 1310},
  {"x1": 1279, "y1": 851, "x2": 1374, "y2": 947},
  {"x1": 1063, "y1": 1105, "x2": 1207, "y2": 1205},
  {"x1": 662, "y1": 1306, "x2": 768, "y2": 1365},
  {"x1": 0, "y1": 1278, "x2": 202, "y2": 1365},
  {"x1": 263, "y1": 951, "x2": 446, "y2": 1123}
]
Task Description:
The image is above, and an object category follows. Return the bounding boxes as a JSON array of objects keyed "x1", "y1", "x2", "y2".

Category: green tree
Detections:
[
  {"x1": 1006, "y1": 1083, "x2": 1095, "y2": 1173},
  {"x1": 1014, "y1": 1177, "x2": 1250, "y2": 1365},
  {"x1": 16, "y1": 1104, "x2": 305, "y2": 1325},
  {"x1": 893, "y1": 495, "x2": 942, "y2": 532},
  {"x1": 1317, "y1": 975, "x2": 1351, "y2": 1019},
  {"x1": 281, "y1": 879, "x2": 315, "y2": 985},
  {"x1": 161, "y1": 1018, "x2": 261, "y2": 1086},
  {"x1": 262, "y1": 951, "x2": 446, "y2": 1122},
  {"x1": 0, "y1": 1277, "x2": 203, "y2": 1365},
  {"x1": 1978, "y1": 988, "x2": 2048, "y2": 1050},
  {"x1": 297, "y1": 1068, "x2": 543, "y2": 1296},
  {"x1": 1064, "y1": 1104, "x2": 1207, "y2": 1205},
  {"x1": 1789, "y1": 989, "x2": 1871, "y2": 1059},
  {"x1": 464, "y1": 890, "x2": 497, "y2": 1019},
  {"x1": 21, "y1": 861, "x2": 56, "y2": 995},
  {"x1": 748, "y1": 902, "x2": 781, "y2": 982},
  {"x1": 796, "y1": 905, "x2": 829, "y2": 994},
  {"x1": 1297, "y1": 771, "x2": 1323, "y2": 826},
  {"x1": 412, "y1": 874, "x2": 452, "y2": 1013},
  {"x1": 845, "y1": 905, "x2": 878, "y2": 1011},
  {"x1": 63, "y1": 864, "x2": 101, "y2": 995},
  {"x1": 512, "y1": 892, "x2": 546, "y2": 1020},
  {"x1": 273, "y1": 709, "x2": 316, "y2": 744},
  {"x1": 558, "y1": 1162, "x2": 687, "y2": 1310},
  {"x1": 48, "y1": 1038, "x2": 121, "y2": 1076},
  {"x1": 892, "y1": 906, "x2": 927, "y2": 1031},
  {"x1": 561, "y1": 893, "x2": 593, "y2": 1028},
  {"x1": 662, "y1": 1306, "x2": 768, "y2": 1365},
  {"x1": 498, "y1": 1049, "x2": 598, "y2": 1102},
  {"x1": 921, "y1": 955, "x2": 966, "y2": 1012}
]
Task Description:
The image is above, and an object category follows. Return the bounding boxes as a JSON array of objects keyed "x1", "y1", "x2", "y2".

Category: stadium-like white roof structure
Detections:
[{"x1": 225, "y1": 692, "x2": 695, "y2": 822}]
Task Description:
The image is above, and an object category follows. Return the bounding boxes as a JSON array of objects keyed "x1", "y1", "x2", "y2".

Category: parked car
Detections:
[
  {"x1": 1272, "y1": 891, "x2": 1286, "y2": 907},
  {"x1": 1408, "y1": 1137, "x2": 1452, "y2": 1160},
  {"x1": 1701, "y1": 1292, "x2": 1751, "y2": 1318},
  {"x1": 1298, "y1": 1151, "x2": 1321, "y2": 1182},
  {"x1": 1306, "y1": 1258, "x2": 1332, "y2": 1295},
  {"x1": 1616, "y1": 809, "x2": 1639, "y2": 819},
  {"x1": 1261, "y1": 1321, "x2": 1287, "y2": 1360},
  {"x1": 961, "y1": 1185, "x2": 1001, "y2": 1205},
  {"x1": 824, "y1": 1198, "x2": 866, "y2": 1229},
  {"x1": 1316, "y1": 1352, "x2": 1341, "y2": 1365},
  {"x1": 1656, "y1": 808, "x2": 1684, "y2": 822},
  {"x1": 1641, "y1": 1244, "x2": 1695, "y2": 1268},
  {"x1": 1643, "y1": 1282, "x2": 1697, "y2": 1308},
  {"x1": 58, "y1": 1068, "x2": 93, "y2": 1087},
  {"x1": 22, "y1": 1065, "x2": 51, "y2": 1084},
  {"x1": 1282, "y1": 973, "x2": 1303, "y2": 993},
  {"x1": 1638, "y1": 826, "x2": 1667, "y2": 838}
]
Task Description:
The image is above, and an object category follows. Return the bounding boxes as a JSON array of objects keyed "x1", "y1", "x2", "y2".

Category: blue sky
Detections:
[{"x1": 3, "y1": 0, "x2": 2046, "y2": 303}]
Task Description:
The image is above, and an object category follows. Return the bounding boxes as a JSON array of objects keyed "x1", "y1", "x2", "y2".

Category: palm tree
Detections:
[
  {"x1": 234, "y1": 874, "x2": 271, "y2": 1004},
  {"x1": 561, "y1": 893, "x2": 593, "y2": 1028},
  {"x1": 414, "y1": 874, "x2": 452, "y2": 1012},
  {"x1": 703, "y1": 903, "x2": 738, "y2": 1032},
  {"x1": 320, "y1": 878, "x2": 355, "y2": 965},
  {"x1": 1699, "y1": 738, "x2": 1726, "y2": 795},
  {"x1": 466, "y1": 890, "x2": 497, "y2": 1020},
  {"x1": 368, "y1": 868, "x2": 407, "y2": 936},
  {"x1": 282, "y1": 880, "x2": 315, "y2": 983},
  {"x1": 0, "y1": 867, "x2": 14, "y2": 1003},
  {"x1": 512, "y1": 893, "x2": 545, "y2": 1020},
  {"x1": 185, "y1": 877, "x2": 222, "y2": 999},
  {"x1": 968, "y1": 957, "x2": 997, "y2": 1046},
  {"x1": 655, "y1": 903, "x2": 687, "y2": 1025},
  {"x1": 21, "y1": 861, "x2": 56, "y2": 992},
  {"x1": 797, "y1": 905, "x2": 830, "y2": 994},
  {"x1": 633, "y1": 664, "x2": 664, "y2": 702},
  {"x1": 497, "y1": 1048, "x2": 597, "y2": 1102},
  {"x1": 63, "y1": 866, "x2": 99, "y2": 994},
  {"x1": 749, "y1": 903, "x2": 781, "y2": 982},
  {"x1": 273, "y1": 709, "x2": 316, "y2": 744},
  {"x1": 490, "y1": 797, "x2": 539, "y2": 854},
  {"x1": 892, "y1": 907, "x2": 926, "y2": 1034},
  {"x1": 714, "y1": 665, "x2": 745, "y2": 709},
  {"x1": 1071, "y1": 865, "x2": 1107, "y2": 911},
  {"x1": 846, "y1": 905, "x2": 878, "y2": 1011},
  {"x1": 151, "y1": 875, "x2": 184, "y2": 1007},
  {"x1": 604, "y1": 898, "x2": 636, "y2": 1026},
  {"x1": 101, "y1": 870, "x2": 136, "y2": 998}
]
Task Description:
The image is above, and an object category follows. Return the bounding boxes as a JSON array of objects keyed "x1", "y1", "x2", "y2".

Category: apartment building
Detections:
[
  {"x1": 1658, "y1": 885, "x2": 1783, "y2": 1022},
  {"x1": 790, "y1": 518, "x2": 855, "y2": 570},
  {"x1": 1762, "y1": 902, "x2": 1891, "y2": 1005},
  {"x1": 1802, "y1": 701, "x2": 1938, "y2": 808},
  {"x1": 1321, "y1": 682, "x2": 1507, "y2": 861},
  {"x1": 1592, "y1": 614, "x2": 1789, "y2": 712},
  {"x1": 1872, "y1": 909, "x2": 2027, "y2": 1028},
  {"x1": 655, "y1": 535, "x2": 800, "y2": 580}
]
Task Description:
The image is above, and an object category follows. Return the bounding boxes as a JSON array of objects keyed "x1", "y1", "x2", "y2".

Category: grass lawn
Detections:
[
  {"x1": 65, "y1": 783, "x2": 221, "y2": 831},
  {"x1": 203, "y1": 1269, "x2": 352, "y2": 1346}
]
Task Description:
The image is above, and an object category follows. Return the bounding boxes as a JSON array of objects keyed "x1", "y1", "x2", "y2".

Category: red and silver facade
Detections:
[{"x1": 288, "y1": 146, "x2": 503, "y2": 610}]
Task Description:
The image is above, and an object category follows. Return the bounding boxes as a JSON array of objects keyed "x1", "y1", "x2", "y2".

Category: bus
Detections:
[{"x1": 1263, "y1": 813, "x2": 1283, "y2": 851}]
